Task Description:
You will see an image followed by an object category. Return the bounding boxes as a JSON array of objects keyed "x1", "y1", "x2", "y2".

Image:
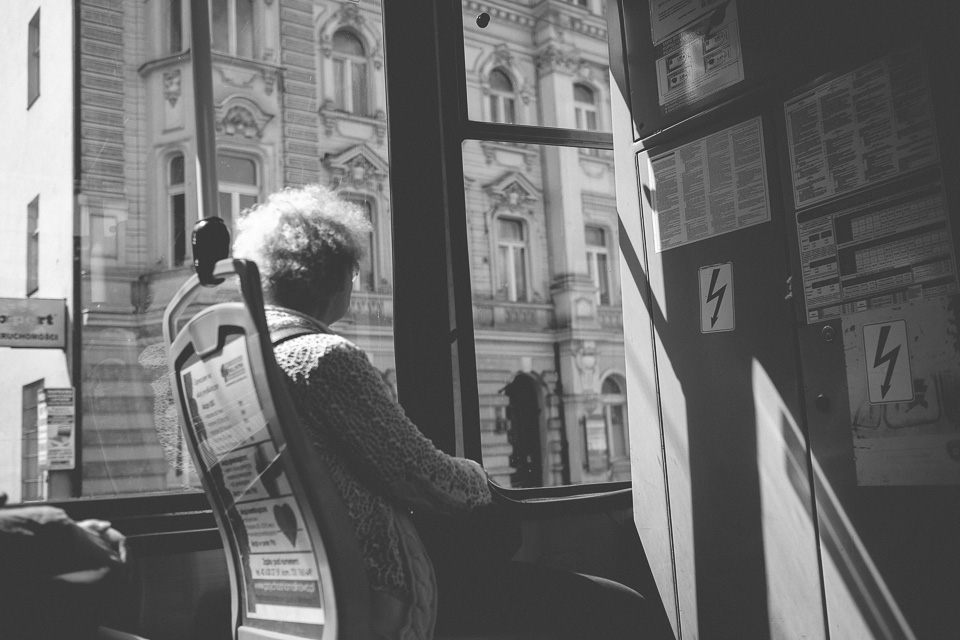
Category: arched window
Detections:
[
  {"x1": 574, "y1": 83, "x2": 598, "y2": 131},
  {"x1": 488, "y1": 68, "x2": 517, "y2": 124},
  {"x1": 217, "y1": 152, "x2": 259, "y2": 225},
  {"x1": 332, "y1": 30, "x2": 369, "y2": 116},
  {"x1": 585, "y1": 225, "x2": 610, "y2": 305},
  {"x1": 601, "y1": 376, "x2": 628, "y2": 462},
  {"x1": 169, "y1": 153, "x2": 187, "y2": 266},
  {"x1": 496, "y1": 217, "x2": 528, "y2": 301},
  {"x1": 211, "y1": 0, "x2": 253, "y2": 58}
]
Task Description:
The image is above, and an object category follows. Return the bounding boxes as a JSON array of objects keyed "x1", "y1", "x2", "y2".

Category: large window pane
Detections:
[
  {"x1": 464, "y1": 142, "x2": 624, "y2": 487},
  {"x1": 462, "y1": 0, "x2": 612, "y2": 132}
]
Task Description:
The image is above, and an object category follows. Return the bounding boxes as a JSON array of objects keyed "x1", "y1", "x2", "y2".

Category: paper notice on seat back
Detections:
[{"x1": 181, "y1": 336, "x2": 269, "y2": 467}]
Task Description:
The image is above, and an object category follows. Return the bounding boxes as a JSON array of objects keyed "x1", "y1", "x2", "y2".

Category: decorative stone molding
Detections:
[
  {"x1": 536, "y1": 44, "x2": 582, "y2": 76},
  {"x1": 324, "y1": 143, "x2": 389, "y2": 192},
  {"x1": 483, "y1": 170, "x2": 541, "y2": 209},
  {"x1": 162, "y1": 69, "x2": 181, "y2": 107},
  {"x1": 215, "y1": 95, "x2": 274, "y2": 138},
  {"x1": 479, "y1": 141, "x2": 539, "y2": 171}
]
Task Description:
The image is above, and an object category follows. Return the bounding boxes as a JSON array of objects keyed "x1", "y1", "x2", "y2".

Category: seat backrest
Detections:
[{"x1": 163, "y1": 259, "x2": 371, "y2": 640}]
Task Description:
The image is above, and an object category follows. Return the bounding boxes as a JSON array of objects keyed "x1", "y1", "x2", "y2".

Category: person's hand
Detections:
[{"x1": 77, "y1": 519, "x2": 128, "y2": 563}]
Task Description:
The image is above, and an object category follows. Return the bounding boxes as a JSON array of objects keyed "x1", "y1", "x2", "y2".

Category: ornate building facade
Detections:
[{"x1": 68, "y1": 0, "x2": 626, "y2": 497}]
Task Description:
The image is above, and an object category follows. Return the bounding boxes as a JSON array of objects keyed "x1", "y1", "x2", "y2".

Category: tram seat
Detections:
[{"x1": 163, "y1": 258, "x2": 372, "y2": 640}]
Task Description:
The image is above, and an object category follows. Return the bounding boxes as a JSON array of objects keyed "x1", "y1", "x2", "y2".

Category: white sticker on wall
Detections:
[
  {"x1": 699, "y1": 263, "x2": 734, "y2": 333},
  {"x1": 863, "y1": 320, "x2": 913, "y2": 404}
]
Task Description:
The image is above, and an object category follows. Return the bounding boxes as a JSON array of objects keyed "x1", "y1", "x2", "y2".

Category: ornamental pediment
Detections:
[
  {"x1": 215, "y1": 96, "x2": 274, "y2": 139},
  {"x1": 484, "y1": 171, "x2": 541, "y2": 207},
  {"x1": 325, "y1": 143, "x2": 389, "y2": 189}
]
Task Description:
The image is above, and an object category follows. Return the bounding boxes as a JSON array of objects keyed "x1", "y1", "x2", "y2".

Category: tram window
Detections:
[
  {"x1": 464, "y1": 143, "x2": 622, "y2": 487},
  {"x1": 461, "y1": 0, "x2": 611, "y2": 133},
  {"x1": 0, "y1": 0, "x2": 396, "y2": 502}
]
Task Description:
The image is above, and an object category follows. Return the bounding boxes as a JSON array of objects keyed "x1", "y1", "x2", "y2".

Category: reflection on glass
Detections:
[
  {"x1": 74, "y1": 0, "x2": 394, "y2": 497},
  {"x1": 462, "y1": 0, "x2": 612, "y2": 132},
  {"x1": 464, "y1": 142, "x2": 624, "y2": 487}
]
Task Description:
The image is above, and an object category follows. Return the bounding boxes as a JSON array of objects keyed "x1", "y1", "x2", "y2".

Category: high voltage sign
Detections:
[{"x1": 699, "y1": 263, "x2": 735, "y2": 333}]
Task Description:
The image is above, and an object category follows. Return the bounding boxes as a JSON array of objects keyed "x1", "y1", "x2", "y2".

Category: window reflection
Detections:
[
  {"x1": 67, "y1": 0, "x2": 395, "y2": 498},
  {"x1": 466, "y1": 143, "x2": 622, "y2": 487},
  {"x1": 462, "y1": 0, "x2": 612, "y2": 132}
]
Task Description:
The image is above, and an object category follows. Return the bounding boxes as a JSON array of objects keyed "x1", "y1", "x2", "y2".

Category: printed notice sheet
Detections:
[
  {"x1": 784, "y1": 46, "x2": 939, "y2": 210},
  {"x1": 647, "y1": 116, "x2": 769, "y2": 252},
  {"x1": 649, "y1": 0, "x2": 728, "y2": 45},
  {"x1": 180, "y1": 336, "x2": 326, "y2": 625},
  {"x1": 797, "y1": 179, "x2": 958, "y2": 323},
  {"x1": 181, "y1": 337, "x2": 269, "y2": 467},
  {"x1": 655, "y1": 1, "x2": 743, "y2": 114}
]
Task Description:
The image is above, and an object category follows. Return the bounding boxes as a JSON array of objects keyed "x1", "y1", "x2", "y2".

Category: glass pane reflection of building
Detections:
[{"x1": 5, "y1": 0, "x2": 622, "y2": 501}]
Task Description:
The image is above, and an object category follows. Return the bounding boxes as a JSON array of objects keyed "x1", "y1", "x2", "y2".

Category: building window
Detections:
[
  {"x1": 21, "y1": 380, "x2": 44, "y2": 502},
  {"x1": 170, "y1": 154, "x2": 187, "y2": 266},
  {"x1": 585, "y1": 225, "x2": 610, "y2": 306},
  {"x1": 496, "y1": 217, "x2": 527, "y2": 302},
  {"x1": 574, "y1": 83, "x2": 598, "y2": 131},
  {"x1": 217, "y1": 152, "x2": 258, "y2": 225},
  {"x1": 601, "y1": 376, "x2": 628, "y2": 461},
  {"x1": 488, "y1": 68, "x2": 517, "y2": 124},
  {"x1": 211, "y1": 0, "x2": 253, "y2": 58},
  {"x1": 344, "y1": 196, "x2": 376, "y2": 291},
  {"x1": 332, "y1": 30, "x2": 369, "y2": 116},
  {"x1": 169, "y1": 0, "x2": 183, "y2": 54},
  {"x1": 28, "y1": 10, "x2": 40, "y2": 107},
  {"x1": 27, "y1": 196, "x2": 39, "y2": 296}
]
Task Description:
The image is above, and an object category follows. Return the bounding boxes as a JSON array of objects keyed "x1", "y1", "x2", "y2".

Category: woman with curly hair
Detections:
[{"x1": 232, "y1": 184, "x2": 653, "y2": 640}]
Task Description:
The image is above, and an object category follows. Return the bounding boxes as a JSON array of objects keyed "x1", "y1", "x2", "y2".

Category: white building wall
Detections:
[{"x1": 0, "y1": 0, "x2": 75, "y2": 500}]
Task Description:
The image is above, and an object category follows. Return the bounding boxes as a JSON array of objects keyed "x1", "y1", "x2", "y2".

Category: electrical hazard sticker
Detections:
[
  {"x1": 699, "y1": 263, "x2": 734, "y2": 333},
  {"x1": 862, "y1": 320, "x2": 913, "y2": 404}
]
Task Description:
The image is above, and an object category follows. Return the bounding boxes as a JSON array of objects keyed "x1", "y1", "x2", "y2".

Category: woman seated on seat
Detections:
[{"x1": 232, "y1": 185, "x2": 658, "y2": 640}]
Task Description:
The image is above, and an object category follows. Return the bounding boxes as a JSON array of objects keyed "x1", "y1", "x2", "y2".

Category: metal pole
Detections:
[{"x1": 190, "y1": 0, "x2": 218, "y2": 220}]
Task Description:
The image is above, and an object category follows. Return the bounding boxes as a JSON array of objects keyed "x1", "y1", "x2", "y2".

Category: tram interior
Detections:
[{"x1": 1, "y1": 0, "x2": 958, "y2": 638}]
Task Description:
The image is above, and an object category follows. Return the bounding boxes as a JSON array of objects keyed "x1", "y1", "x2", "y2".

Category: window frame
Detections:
[
  {"x1": 331, "y1": 29, "x2": 371, "y2": 116},
  {"x1": 27, "y1": 195, "x2": 39, "y2": 296},
  {"x1": 28, "y1": 9, "x2": 40, "y2": 108},
  {"x1": 216, "y1": 150, "x2": 260, "y2": 226},
  {"x1": 21, "y1": 380, "x2": 45, "y2": 502},
  {"x1": 495, "y1": 216, "x2": 529, "y2": 302},
  {"x1": 210, "y1": 0, "x2": 254, "y2": 58},
  {"x1": 585, "y1": 224, "x2": 611, "y2": 306},
  {"x1": 487, "y1": 67, "x2": 518, "y2": 125},
  {"x1": 39, "y1": 0, "x2": 626, "y2": 539},
  {"x1": 169, "y1": 152, "x2": 188, "y2": 266},
  {"x1": 574, "y1": 82, "x2": 599, "y2": 131}
]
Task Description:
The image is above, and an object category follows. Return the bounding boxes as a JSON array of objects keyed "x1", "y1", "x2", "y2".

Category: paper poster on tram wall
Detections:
[
  {"x1": 654, "y1": 1, "x2": 743, "y2": 114},
  {"x1": 784, "y1": 46, "x2": 939, "y2": 211},
  {"x1": 181, "y1": 337, "x2": 269, "y2": 466},
  {"x1": 649, "y1": 0, "x2": 729, "y2": 47},
  {"x1": 647, "y1": 116, "x2": 769, "y2": 252},
  {"x1": 842, "y1": 297, "x2": 960, "y2": 486},
  {"x1": 796, "y1": 179, "x2": 958, "y2": 324}
]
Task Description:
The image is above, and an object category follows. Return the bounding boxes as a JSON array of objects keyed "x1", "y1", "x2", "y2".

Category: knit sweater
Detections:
[{"x1": 265, "y1": 306, "x2": 492, "y2": 604}]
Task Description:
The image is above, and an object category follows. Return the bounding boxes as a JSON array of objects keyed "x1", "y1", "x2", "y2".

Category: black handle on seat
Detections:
[{"x1": 192, "y1": 217, "x2": 231, "y2": 286}]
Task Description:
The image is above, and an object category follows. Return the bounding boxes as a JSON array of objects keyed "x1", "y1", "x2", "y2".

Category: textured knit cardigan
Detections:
[{"x1": 265, "y1": 306, "x2": 491, "y2": 627}]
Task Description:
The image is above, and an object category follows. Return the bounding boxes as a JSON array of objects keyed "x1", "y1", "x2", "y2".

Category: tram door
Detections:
[{"x1": 607, "y1": 1, "x2": 960, "y2": 638}]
